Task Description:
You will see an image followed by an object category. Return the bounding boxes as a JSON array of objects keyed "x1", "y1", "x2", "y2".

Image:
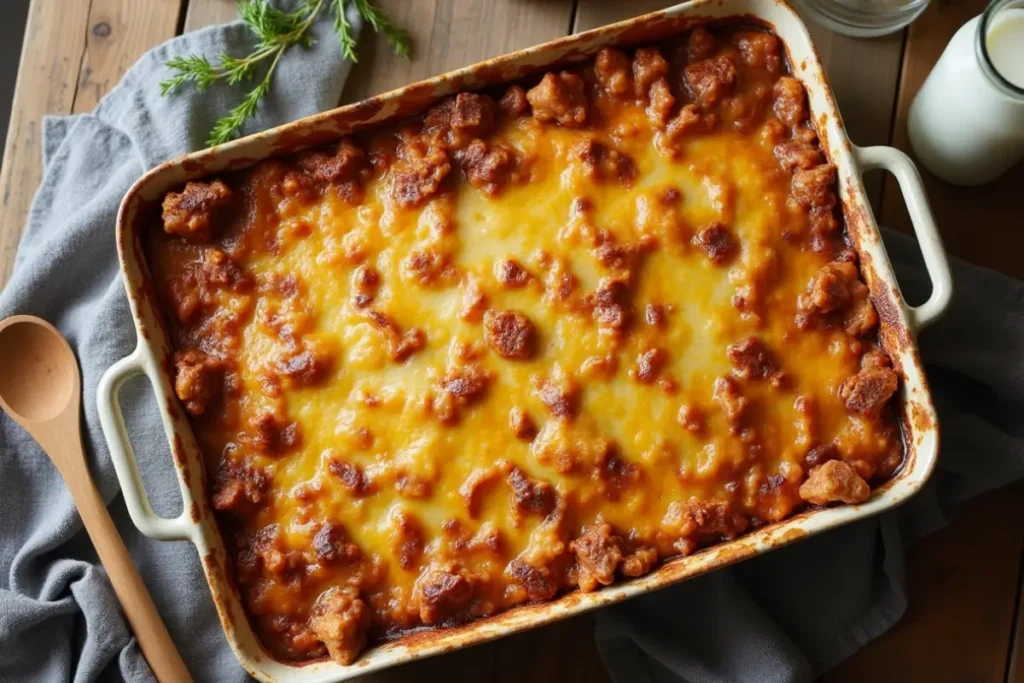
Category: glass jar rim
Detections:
[{"x1": 977, "y1": 0, "x2": 1024, "y2": 99}]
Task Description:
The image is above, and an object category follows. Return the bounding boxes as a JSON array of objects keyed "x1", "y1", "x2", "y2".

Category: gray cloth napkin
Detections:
[{"x1": 1, "y1": 7, "x2": 1022, "y2": 683}]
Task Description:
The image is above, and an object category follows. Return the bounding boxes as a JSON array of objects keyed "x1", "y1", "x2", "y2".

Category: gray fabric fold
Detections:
[
  {"x1": 1, "y1": 5, "x2": 1022, "y2": 682},
  {"x1": 0, "y1": 6, "x2": 360, "y2": 682},
  {"x1": 595, "y1": 230, "x2": 1024, "y2": 683}
]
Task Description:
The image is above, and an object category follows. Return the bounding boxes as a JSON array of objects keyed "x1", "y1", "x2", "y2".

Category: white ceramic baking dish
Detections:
[{"x1": 97, "y1": 1, "x2": 952, "y2": 680}]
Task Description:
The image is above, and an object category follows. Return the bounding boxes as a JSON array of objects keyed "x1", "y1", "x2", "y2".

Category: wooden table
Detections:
[{"x1": 2, "y1": 1, "x2": 1021, "y2": 681}]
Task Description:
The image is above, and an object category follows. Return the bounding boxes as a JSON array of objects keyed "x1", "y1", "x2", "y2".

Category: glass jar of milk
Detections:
[{"x1": 907, "y1": 0, "x2": 1024, "y2": 186}]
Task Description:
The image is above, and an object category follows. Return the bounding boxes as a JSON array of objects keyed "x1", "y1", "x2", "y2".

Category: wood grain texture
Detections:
[
  {"x1": 823, "y1": 485, "x2": 1024, "y2": 683},
  {"x1": 0, "y1": 0, "x2": 92, "y2": 286},
  {"x1": 183, "y1": 0, "x2": 237, "y2": 33},
  {"x1": 573, "y1": 1, "x2": 904, "y2": 211},
  {"x1": 341, "y1": 0, "x2": 576, "y2": 102},
  {"x1": 879, "y1": 0, "x2": 1024, "y2": 280},
  {"x1": 73, "y1": 0, "x2": 184, "y2": 113}
]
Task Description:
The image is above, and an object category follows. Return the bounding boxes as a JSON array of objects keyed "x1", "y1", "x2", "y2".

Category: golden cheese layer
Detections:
[{"x1": 147, "y1": 26, "x2": 903, "y2": 665}]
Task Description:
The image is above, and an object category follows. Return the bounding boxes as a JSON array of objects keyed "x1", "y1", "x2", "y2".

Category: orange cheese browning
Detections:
[{"x1": 147, "y1": 26, "x2": 903, "y2": 665}]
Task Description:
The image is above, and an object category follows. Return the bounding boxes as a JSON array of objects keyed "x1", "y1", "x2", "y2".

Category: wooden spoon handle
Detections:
[{"x1": 64, "y1": 466, "x2": 194, "y2": 683}]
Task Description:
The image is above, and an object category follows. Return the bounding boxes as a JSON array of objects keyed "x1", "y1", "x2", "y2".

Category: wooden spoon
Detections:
[{"x1": 0, "y1": 315, "x2": 193, "y2": 683}]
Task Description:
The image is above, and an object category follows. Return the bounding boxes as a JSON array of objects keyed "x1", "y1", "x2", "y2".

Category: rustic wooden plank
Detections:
[
  {"x1": 183, "y1": 0, "x2": 237, "y2": 33},
  {"x1": 72, "y1": 0, "x2": 184, "y2": 114},
  {"x1": 878, "y1": 0, "x2": 1024, "y2": 280},
  {"x1": 341, "y1": 0, "x2": 576, "y2": 103},
  {"x1": 572, "y1": 2, "x2": 904, "y2": 212},
  {"x1": 0, "y1": 0, "x2": 92, "y2": 287},
  {"x1": 823, "y1": 485, "x2": 1024, "y2": 683}
]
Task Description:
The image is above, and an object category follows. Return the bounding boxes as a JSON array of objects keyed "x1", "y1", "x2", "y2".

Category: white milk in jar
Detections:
[{"x1": 907, "y1": 0, "x2": 1024, "y2": 185}]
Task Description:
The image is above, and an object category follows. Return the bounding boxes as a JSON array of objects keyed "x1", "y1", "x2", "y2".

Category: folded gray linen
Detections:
[{"x1": 0, "y1": 7, "x2": 1021, "y2": 682}]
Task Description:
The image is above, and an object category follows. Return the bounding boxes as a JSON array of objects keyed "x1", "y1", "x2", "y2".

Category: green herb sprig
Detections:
[{"x1": 161, "y1": 0, "x2": 410, "y2": 147}]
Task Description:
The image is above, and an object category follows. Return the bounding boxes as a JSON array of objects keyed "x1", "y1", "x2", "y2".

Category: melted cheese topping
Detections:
[{"x1": 147, "y1": 27, "x2": 902, "y2": 664}]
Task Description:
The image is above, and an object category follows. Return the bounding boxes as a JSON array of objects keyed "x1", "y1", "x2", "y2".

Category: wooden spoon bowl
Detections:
[{"x1": 0, "y1": 315, "x2": 193, "y2": 683}]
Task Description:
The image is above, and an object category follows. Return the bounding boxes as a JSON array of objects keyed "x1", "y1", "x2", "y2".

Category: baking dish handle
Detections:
[
  {"x1": 97, "y1": 350, "x2": 195, "y2": 542},
  {"x1": 853, "y1": 144, "x2": 953, "y2": 332}
]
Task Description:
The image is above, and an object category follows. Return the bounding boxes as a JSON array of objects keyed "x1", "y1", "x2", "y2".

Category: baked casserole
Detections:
[{"x1": 146, "y1": 24, "x2": 904, "y2": 665}]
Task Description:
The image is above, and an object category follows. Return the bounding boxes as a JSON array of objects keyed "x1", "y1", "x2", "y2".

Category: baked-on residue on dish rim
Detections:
[{"x1": 97, "y1": 1, "x2": 952, "y2": 681}]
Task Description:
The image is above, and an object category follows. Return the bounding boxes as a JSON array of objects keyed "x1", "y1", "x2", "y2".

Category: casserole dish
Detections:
[{"x1": 98, "y1": 1, "x2": 952, "y2": 680}]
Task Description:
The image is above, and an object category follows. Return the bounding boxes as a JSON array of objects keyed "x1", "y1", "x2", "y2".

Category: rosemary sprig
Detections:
[{"x1": 161, "y1": 0, "x2": 411, "y2": 147}]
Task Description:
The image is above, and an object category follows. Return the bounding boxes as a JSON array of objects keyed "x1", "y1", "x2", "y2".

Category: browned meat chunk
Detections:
[
  {"x1": 694, "y1": 222, "x2": 737, "y2": 265},
  {"x1": 713, "y1": 376, "x2": 749, "y2": 433},
  {"x1": 392, "y1": 131, "x2": 451, "y2": 208},
  {"x1": 211, "y1": 461, "x2": 268, "y2": 512},
  {"x1": 391, "y1": 510, "x2": 425, "y2": 570},
  {"x1": 727, "y1": 337, "x2": 777, "y2": 381},
  {"x1": 526, "y1": 72, "x2": 588, "y2": 127},
  {"x1": 773, "y1": 76, "x2": 808, "y2": 127},
  {"x1": 533, "y1": 370, "x2": 579, "y2": 419},
  {"x1": 458, "y1": 139, "x2": 517, "y2": 194},
  {"x1": 351, "y1": 264, "x2": 380, "y2": 309},
  {"x1": 736, "y1": 31, "x2": 781, "y2": 73},
  {"x1": 660, "y1": 104, "x2": 713, "y2": 154},
  {"x1": 507, "y1": 559, "x2": 558, "y2": 601},
  {"x1": 201, "y1": 248, "x2": 251, "y2": 291},
  {"x1": 313, "y1": 523, "x2": 361, "y2": 564},
  {"x1": 425, "y1": 92, "x2": 497, "y2": 146},
  {"x1": 276, "y1": 337, "x2": 334, "y2": 386},
  {"x1": 328, "y1": 459, "x2": 372, "y2": 497},
  {"x1": 509, "y1": 406, "x2": 537, "y2": 441},
  {"x1": 804, "y1": 261, "x2": 852, "y2": 314},
  {"x1": 621, "y1": 546, "x2": 658, "y2": 577},
  {"x1": 804, "y1": 443, "x2": 839, "y2": 469},
  {"x1": 414, "y1": 567, "x2": 475, "y2": 624},
  {"x1": 799, "y1": 460, "x2": 871, "y2": 505},
  {"x1": 587, "y1": 277, "x2": 632, "y2": 330},
  {"x1": 797, "y1": 260, "x2": 879, "y2": 337},
  {"x1": 484, "y1": 310, "x2": 537, "y2": 360},
  {"x1": 645, "y1": 303, "x2": 667, "y2": 326},
  {"x1": 634, "y1": 347, "x2": 666, "y2": 384},
  {"x1": 404, "y1": 247, "x2": 458, "y2": 288},
  {"x1": 309, "y1": 587, "x2": 371, "y2": 665},
  {"x1": 459, "y1": 466, "x2": 499, "y2": 517},
  {"x1": 173, "y1": 349, "x2": 222, "y2": 416},
  {"x1": 843, "y1": 288, "x2": 879, "y2": 337},
  {"x1": 676, "y1": 404, "x2": 704, "y2": 433},
  {"x1": 791, "y1": 164, "x2": 837, "y2": 210},
  {"x1": 774, "y1": 141, "x2": 823, "y2": 172},
  {"x1": 496, "y1": 258, "x2": 531, "y2": 288},
  {"x1": 296, "y1": 139, "x2": 369, "y2": 185},
  {"x1": 570, "y1": 523, "x2": 625, "y2": 591},
  {"x1": 594, "y1": 47, "x2": 631, "y2": 97},
  {"x1": 499, "y1": 85, "x2": 528, "y2": 117},
  {"x1": 840, "y1": 367, "x2": 898, "y2": 415},
  {"x1": 684, "y1": 55, "x2": 736, "y2": 110},
  {"x1": 251, "y1": 411, "x2": 301, "y2": 455},
  {"x1": 632, "y1": 47, "x2": 668, "y2": 97},
  {"x1": 507, "y1": 466, "x2": 555, "y2": 516},
  {"x1": 432, "y1": 365, "x2": 492, "y2": 424},
  {"x1": 664, "y1": 499, "x2": 749, "y2": 541},
  {"x1": 647, "y1": 78, "x2": 676, "y2": 125},
  {"x1": 367, "y1": 311, "x2": 428, "y2": 362},
  {"x1": 162, "y1": 180, "x2": 232, "y2": 242},
  {"x1": 686, "y1": 27, "x2": 716, "y2": 61},
  {"x1": 571, "y1": 139, "x2": 637, "y2": 186}
]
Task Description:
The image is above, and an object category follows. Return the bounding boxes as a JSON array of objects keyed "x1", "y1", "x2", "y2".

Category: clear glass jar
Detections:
[
  {"x1": 907, "y1": 0, "x2": 1024, "y2": 185},
  {"x1": 791, "y1": 0, "x2": 930, "y2": 37}
]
